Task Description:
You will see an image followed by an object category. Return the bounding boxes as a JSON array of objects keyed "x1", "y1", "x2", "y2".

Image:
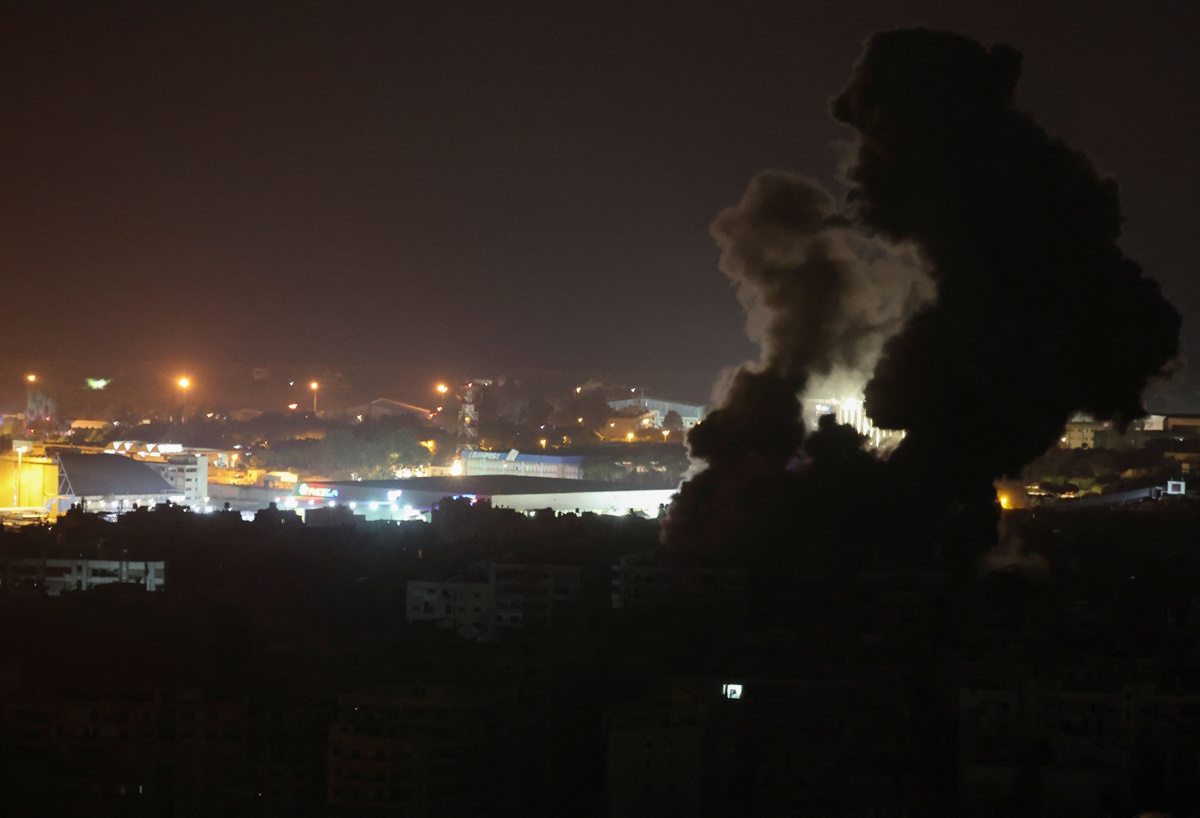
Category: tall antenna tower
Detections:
[{"x1": 458, "y1": 382, "x2": 478, "y2": 449}]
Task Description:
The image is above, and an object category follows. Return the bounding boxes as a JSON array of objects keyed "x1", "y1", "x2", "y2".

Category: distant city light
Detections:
[
  {"x1": 288, "y1": 403, "x2": 298, "y2": 410},
  {"x1": 86, "y1": 378, "x2": 110, "y2": 390},
  {"x1": 177, "y1": 377, "x2": 190, "y2": 389},
  {"x1": 437, "y1": 383, "x2": 448, "y2": 394}
]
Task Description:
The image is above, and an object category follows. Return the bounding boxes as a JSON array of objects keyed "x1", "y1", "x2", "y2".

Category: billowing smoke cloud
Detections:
[
  {"x1": 832, "y1": 28, "x2": 1180, "y2": 520},
  {"x1": 665, "y1": 28, "x2": 1179, "y2": 562},
  {"x1": 663, "y1": 172, "x2": 928, "y2": 549},
  {"x1": 713, "y1": 171, "x2": 931, "y2": 403}
]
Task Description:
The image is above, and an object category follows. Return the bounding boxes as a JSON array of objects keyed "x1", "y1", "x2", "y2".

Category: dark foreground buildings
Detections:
[{"x1": 2, "y1": 499, "x2": 1200, "y2": 816}]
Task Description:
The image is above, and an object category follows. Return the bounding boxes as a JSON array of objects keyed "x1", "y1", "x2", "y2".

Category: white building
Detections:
[
  {"x1": 148, "y1": 454, "x2": 209, "y2": 509},
  {"x1": 607, "y1": 397, "x2": 706, "y2": 428},
  {"x1": 460, "y1": 449, "x2": 585, "y2": 479}
]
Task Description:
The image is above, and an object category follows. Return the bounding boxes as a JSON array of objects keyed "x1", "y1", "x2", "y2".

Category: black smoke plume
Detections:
[
  {"x1": 662, "y1": 172, "x2": 927, "y2": 552},
  {"x1": 832, "y1": 29, "x2": 1179, "y2": 528},
  {"x1": 665, "y1": 28, "x2": 1179, "y2": 564}
]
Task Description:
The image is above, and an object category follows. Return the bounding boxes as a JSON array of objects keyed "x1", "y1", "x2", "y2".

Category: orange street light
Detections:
[
  {"x1": 662, "y1": 430, "x2": 670, "y2": 440},
  {"x1": 177, "y1": 377, "x2": 191, "y2": 423},
  {"x1": 310, "y1": 381, "x2": 319, "y2": 414},
  {"x1": 626, "y1": 432, "x2": 634, "y2": 442},
  {"x1": 436, "y1": 383, "x2": 449, "y2": 395}
]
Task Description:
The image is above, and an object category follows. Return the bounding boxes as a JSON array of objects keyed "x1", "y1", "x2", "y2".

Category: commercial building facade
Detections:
[
  {"x1": 459, "y1": 448, "x2": 585, "y2": 479},
  {"x1": 147, "y1": 454, "x2": 209, "y2": 508},
  {"x1": 278, "y1": 476, "x2": 675, "y2": 522}
]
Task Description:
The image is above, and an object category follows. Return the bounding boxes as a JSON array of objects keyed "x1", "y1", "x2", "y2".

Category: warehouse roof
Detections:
[{"x1": 57, "y1": 453, "x2": 175, "y2": 498}]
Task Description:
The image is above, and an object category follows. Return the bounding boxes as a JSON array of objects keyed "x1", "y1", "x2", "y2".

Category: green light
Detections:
[{"x1": 86, "y1": 378, "x2": 110, "y2": 390}]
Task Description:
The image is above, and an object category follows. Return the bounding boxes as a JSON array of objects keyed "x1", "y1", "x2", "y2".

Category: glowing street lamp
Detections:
[
  {"x1": 662, "y1": 430, "x2": 670, "y2": 440},
  {"x1": 24, "y1": 374, "x2": 35, "y2": 417},
  {"x1": 436, "y1": 383, "x2": 448, "y2": 396},
  {"x1": 626, "y1": 432, "x2": 635, "y2": 443},
  {"x1": 177, "y1": 377, "x2": 190, "y2": 423},
  {"x1": 310, "y1": 381, "x2": 319, "y2": 414}
]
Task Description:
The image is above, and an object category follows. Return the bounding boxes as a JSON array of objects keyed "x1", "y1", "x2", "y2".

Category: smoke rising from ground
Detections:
[
  {"x1": 711, "y1": 171, "x2": 931, "y2": 403},
  {"x1": 665, "y1": 28, "x2": 1180, "y2": 562},
  {"x1": 833, "y1": 28, "x2": 1180, "y2": 512},
  {"x1": 663, "y1": 172, "x2": 929, "y2": 548}
]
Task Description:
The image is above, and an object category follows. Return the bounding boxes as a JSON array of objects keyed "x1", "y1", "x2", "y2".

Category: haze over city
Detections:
[
  {"x1": 3, "y1": 3, "x2": 1200, "y2": 816},
  {"x1": 4, "y1": 1, "x2": 1198, "y2": 384}
]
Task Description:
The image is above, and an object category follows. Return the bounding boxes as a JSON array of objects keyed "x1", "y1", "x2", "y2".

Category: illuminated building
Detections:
[
  {"x1": 803, "y1": 397, "x2": 903, "y2": 448},
  {"x1": 274, "y1": 476, "x2": 674, "y2": 522},
  {"x1": 607, "y1": 397, "x2": 706, "y2": 428},
  {"x1": 1061, "y1": 413, "x2": 1109, "y2": 449},
  {"x1": 148, "y1": 454, "x2": 209, "y2": 508},
  {"x1": 0, "y1": 447, "x2": 58, "y2": 514},
  {"x1": 600, "y1": 412, "x2": 656, "y2": 441},
  {"x1": 459, "y1": 448, "x2": 585, "y2": 479},
  {"x1": 101, "y1": 442, "x2": 215, "y2": 508},
  {"x1": 56, "y1": 452, "x2": 175, "y2": 512},
  {"x1": 343, "y1": 398, "x2": 433, "y2": 421}
]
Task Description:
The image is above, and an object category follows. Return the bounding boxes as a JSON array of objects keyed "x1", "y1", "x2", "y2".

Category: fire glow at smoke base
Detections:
[{"x1": 663, "y1": 28, "x2": 1180, "y2": 563}]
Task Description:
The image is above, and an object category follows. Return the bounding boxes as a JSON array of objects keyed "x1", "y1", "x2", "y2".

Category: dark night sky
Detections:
[{"x1": 3, "y1": 1, "x2": 1198, "y2": 389}]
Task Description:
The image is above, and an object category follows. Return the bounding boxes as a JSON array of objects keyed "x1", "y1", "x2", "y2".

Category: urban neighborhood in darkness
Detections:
[{"x1": 2, "y1": 3, "x2": 1199, "y2": 816}]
